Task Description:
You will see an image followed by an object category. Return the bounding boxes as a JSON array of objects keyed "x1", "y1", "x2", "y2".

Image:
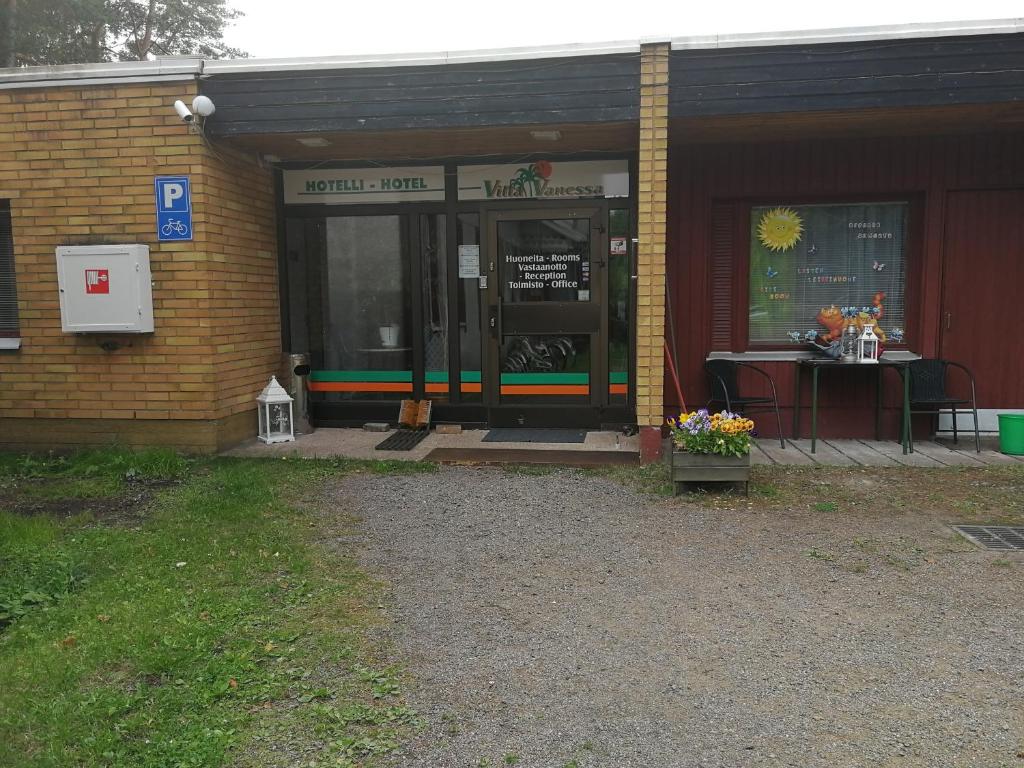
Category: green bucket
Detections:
[{"x1": 997, "y1": 413, "x2": 1024, "y2": 455}]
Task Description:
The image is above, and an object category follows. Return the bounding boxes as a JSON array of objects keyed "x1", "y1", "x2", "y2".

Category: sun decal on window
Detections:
[{"x1": 757, "y1": 207, "x2": 804, "y2": 252}]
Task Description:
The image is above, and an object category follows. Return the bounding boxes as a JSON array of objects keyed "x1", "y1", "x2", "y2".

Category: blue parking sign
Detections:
[{"x1": 155, "y1": 176, "x2": 192, "y2": 241}]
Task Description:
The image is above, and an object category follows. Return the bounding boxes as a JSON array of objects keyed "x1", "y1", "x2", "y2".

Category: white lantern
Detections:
[
  {"x1": 257, "y1": 376, "x2": 295, "y2": 443},
  {"x1": 857, "y1": 323, "x2": 880, "y2": 364}
]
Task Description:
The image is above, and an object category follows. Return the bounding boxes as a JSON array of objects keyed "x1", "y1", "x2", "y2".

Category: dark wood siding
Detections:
[
  {"x1": 670, "y1": 33, "x2": 1024, "y2": 117},
  {"x1": 202, "y1": 54, "x2": 640, "y2": 136},
  {"x1": 667, "y1": 132, "x2": 1024, "y2": 438},
  {"x1": 940, "y1": 189, "x2": 1024, "y2": 407}
]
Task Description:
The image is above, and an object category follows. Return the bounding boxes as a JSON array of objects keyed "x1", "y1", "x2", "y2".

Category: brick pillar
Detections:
[{"x1": 637, "y1": 42, "x2": 669, "y2": 463}]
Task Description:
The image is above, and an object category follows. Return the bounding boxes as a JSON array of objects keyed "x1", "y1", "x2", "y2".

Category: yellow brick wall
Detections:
[
  {"x1": 0, "y1": 81, "x2": 278, "y2": 450},
  {"x1": 636, "y1": 43, "x2": 669, "y2": 428}
]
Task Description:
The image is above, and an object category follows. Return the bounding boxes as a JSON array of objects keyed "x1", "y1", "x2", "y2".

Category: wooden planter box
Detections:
[{"x1": 671, "y1": 449, "x2": 751, "y2": 495}]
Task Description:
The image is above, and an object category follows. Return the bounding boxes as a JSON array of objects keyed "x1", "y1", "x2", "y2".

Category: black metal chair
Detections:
[
  {"x1": 904, "y1": 359, "x2": 981, "y2": 453},
  {"x1": 704, "y1": 359, "x2": 785, "y2": 449}
]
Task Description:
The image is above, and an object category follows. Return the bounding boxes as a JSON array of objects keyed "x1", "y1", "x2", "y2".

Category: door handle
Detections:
[
  {"x1": 488, "y1": 305, "x2": 499, "y2": 338},
  {"x1": 945, "y1": 312, "x2": 952, "y2": 331}
]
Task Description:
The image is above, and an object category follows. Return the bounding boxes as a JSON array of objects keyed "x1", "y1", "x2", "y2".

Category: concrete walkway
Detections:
[
  {"x1": 225, "y1": 427, "x2": 1023, "y2": 468},
  {"x1": 753, "y1": 437, "x2": 1023, "y2": 467},
  {"x1": 224, "y1": 427, "x2": 640, "y2": 462}
]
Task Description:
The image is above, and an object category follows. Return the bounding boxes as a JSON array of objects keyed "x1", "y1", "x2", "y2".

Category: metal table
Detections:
[{"x1": 792, "y1": 358, "x2": 911, "y2": 454}]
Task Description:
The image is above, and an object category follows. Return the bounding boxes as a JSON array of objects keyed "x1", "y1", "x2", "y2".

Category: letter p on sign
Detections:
[{"x1": 162, "y1": 182, "x2": 184, "y2": 209}]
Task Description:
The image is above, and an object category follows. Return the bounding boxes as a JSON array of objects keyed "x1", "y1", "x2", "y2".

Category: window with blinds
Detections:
[
  {"x1": 748, "y1": 201, "x2": 907, "y2": 346},
  {"x1": 0, "y1": 201, "x2": 18, "y2": 338}
]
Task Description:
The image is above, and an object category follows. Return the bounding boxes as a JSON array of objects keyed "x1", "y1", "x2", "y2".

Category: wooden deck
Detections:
[{"x1": 752, "y1": 438, "x2": 1023, "y2": 467}]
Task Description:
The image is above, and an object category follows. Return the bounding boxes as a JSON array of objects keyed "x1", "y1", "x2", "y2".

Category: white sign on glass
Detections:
[{"x1": 458, "y1": 245, "x2": 481, "y2": 278}]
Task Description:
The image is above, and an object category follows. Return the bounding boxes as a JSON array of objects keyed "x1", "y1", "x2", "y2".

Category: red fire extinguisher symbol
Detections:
[{"x1": 85, "y1": 268, "x2": 109, "y2": 294}]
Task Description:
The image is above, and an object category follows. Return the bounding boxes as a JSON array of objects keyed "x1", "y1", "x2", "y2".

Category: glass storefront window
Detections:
[
  {"x1": 498, "y1": 218, "x2": 591, "y2": 303},
  {"x1": 499, "y1": 334, "x2": 591, "y2": 404},
  {"x1": 457, "y1": 213, "x2": 482, "y2": 401},
  {"x1": 320, "y1": 215, "x2": 411, "y2": 400},
  {"x1": 748, "y1": 202, "x2": 908, "y2": 346}
]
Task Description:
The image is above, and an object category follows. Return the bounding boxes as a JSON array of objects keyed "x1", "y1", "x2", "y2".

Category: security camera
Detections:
[
  {"x1": 173, "y1": 100, "x2": 194, "y2": 123},
  {"x1": 192, "y1": 95, "x2": 216, "y2": 118}
]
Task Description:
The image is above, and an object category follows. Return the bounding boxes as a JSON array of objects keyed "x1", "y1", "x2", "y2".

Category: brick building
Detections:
[{"x1": 1, "y1": 20, "x2": 1022, "y2": 458}]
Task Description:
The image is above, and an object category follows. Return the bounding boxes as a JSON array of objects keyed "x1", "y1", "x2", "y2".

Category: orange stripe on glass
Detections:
[
  {"x1": 609, "y1": 384, "x2": 628, "y2": 395},
  {"x1": 500, "y1": 385, "x2": 590, "y2": 395},
  {"x1": 307, "y1": 381, "x2": 413, "y2": 393}
]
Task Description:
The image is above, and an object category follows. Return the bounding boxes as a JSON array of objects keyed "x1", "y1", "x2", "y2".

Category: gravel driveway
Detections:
[{"x1": 332, "y1": 466, "x2": 1023, "y2": 768}]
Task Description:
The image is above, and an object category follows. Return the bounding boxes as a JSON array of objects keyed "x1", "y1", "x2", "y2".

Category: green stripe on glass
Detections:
[
  {"x1": 309, "y1": 370, "x2": 413, "y2": 383},
  {"x1": 460, "y1": 371, "x2": 482, "y2": 383},
  {"x1": 425, "y1": 372, "x2": 448, "y2": 383},
  {"x1": 500, "y1": 373, "x2": 590, "y2": 385},
  {"x1": 609, "y1": 372, "x2": 627, "y2": 384}
]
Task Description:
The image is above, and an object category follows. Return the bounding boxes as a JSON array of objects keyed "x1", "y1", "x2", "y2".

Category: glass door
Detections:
[{"x1": 485, "y1": 207, "x2": 606, "y2": 418}]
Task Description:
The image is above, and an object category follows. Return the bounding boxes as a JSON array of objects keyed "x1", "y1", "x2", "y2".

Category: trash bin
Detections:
[
  {"x1": 283, "y1": 353, "x2": 313, "y2": 435},
  {"x1": 997, "y1": 413, "x2": 1024, "y2": 455}
]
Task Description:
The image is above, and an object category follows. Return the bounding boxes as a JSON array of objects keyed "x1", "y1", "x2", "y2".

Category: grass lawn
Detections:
[
  {"x1": 0, "y1": 449, "x2": 432, "y2": 768},
  {"x1": 603, "y1": 460, "x2": 1024, "y2": 525}
]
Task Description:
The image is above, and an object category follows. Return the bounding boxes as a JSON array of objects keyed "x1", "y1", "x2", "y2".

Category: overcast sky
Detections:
[{"x1": 220, "y1": 0, "x2": 1023, "y2": 59}]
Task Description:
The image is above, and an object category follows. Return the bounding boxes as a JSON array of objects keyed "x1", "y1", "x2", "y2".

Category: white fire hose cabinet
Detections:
[{"x1": 55, "y1": 244, "x2": 154, "y2": 333}]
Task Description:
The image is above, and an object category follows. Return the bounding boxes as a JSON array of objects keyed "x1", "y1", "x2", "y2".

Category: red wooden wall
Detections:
[{"x1": 666, "y1": 132, "x2": 1024, "y2": 438}]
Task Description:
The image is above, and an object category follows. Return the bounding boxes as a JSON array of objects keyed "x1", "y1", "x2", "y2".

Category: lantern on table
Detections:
[
  {"x1": 841, "y1": 324, "x2": 859, "y2": 363},
  {"x1": 257, "y1": 375, "x2": 295, "y2": 443},
  {"x1": 857, "y1": 323, "x2": 881, "y2": 364}
]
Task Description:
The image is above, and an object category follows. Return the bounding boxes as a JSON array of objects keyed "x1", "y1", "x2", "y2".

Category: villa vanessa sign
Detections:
[{"x1": 457, "y1": 160, "x2": 629, "y2": 201}]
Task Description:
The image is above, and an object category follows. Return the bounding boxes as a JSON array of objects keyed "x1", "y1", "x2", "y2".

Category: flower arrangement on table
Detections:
[{"x1": 667, "y1": 409, "x2": 755, "y2": 458}]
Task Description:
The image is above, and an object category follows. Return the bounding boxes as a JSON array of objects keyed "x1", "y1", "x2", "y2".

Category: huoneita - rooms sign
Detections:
[
  {"x1": 283, "y1": 167, "x2": 445, "y2": 204},
  {"x1": 458, "y1": 160, "x2": 628, "y2": 201}
]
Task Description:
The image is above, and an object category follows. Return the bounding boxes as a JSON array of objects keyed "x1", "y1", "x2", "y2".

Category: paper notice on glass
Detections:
[{"x1": 458, "y1": 245, "x2": 481, "y2": 278}]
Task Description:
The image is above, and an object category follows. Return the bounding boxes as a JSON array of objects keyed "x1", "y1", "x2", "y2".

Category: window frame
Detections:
[{"x1": 729, "y1": 193, "x2": 924, "y2": 353}]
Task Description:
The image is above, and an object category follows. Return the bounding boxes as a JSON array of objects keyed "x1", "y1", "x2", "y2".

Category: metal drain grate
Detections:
[
  {"x1": 375, "y1": 429, "x2": 430, "y2": 452},
  {"x1": 952, "y1": 525, "x2": 1024, "y2": 551}
]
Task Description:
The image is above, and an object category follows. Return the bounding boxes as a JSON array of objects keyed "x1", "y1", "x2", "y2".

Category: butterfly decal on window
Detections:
[
  {"x1": 872, "y1": 261, "x2": 885, "y2": 272},
  {"x1": 766, "y1": 266, "x2": 778, "y2": 278}
]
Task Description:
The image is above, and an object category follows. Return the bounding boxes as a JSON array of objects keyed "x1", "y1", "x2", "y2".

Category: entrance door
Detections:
[
  {"x1": 484, "y1": 207, "x2": 607, "y2": 426},
  {"x1": 940, "y1": 189, "x2": 1024, "y2": 414}
]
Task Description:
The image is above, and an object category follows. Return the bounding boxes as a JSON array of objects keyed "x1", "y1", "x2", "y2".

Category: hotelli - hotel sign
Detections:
[{"x1": 282, "y1": 167, "x2": 446, "y2": 204}]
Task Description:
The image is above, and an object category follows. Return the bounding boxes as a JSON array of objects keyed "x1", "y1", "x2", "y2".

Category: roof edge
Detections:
[
  {"x1": 0, "y1": 17, "x2": 1021, "y2": 88},
  {"x1": 671, "y1": 17, "x2": 1024, "y2": 50},
  {"x1": 201, "y1": 40, "x2": 641, "y2": 75},
  {"x1": 0, "y1": 58, "x2": 203, "y2": 90}
]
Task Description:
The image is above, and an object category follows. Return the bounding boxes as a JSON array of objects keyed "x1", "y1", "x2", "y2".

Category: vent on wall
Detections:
[{"x1": 709, "y1": 202, "x2": 737, "y2": 351}]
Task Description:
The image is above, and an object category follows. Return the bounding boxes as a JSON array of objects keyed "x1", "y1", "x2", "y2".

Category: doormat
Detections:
[
  {"x1": 423, "y1": 447, "x2": 637, "y2": 467},
  {"x1": 952, "y1": 525, "x2": 1024, "y2": 551},
  {"x1": 375, "y1": 429, "x2": 430, "y2": 451},
  {"x1": 483, "y1": 428, "x2": 587, "y2": 444}
]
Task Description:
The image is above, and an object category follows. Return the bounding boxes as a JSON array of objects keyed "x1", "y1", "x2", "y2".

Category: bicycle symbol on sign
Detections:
[{"x1": 160, "y1": 219, "x2": 189, "y2": 237}]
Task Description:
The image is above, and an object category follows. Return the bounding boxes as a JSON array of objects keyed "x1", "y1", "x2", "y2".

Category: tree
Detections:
[{"x1": 0, "y1": 0, "x2": 246, "y2": 67}]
